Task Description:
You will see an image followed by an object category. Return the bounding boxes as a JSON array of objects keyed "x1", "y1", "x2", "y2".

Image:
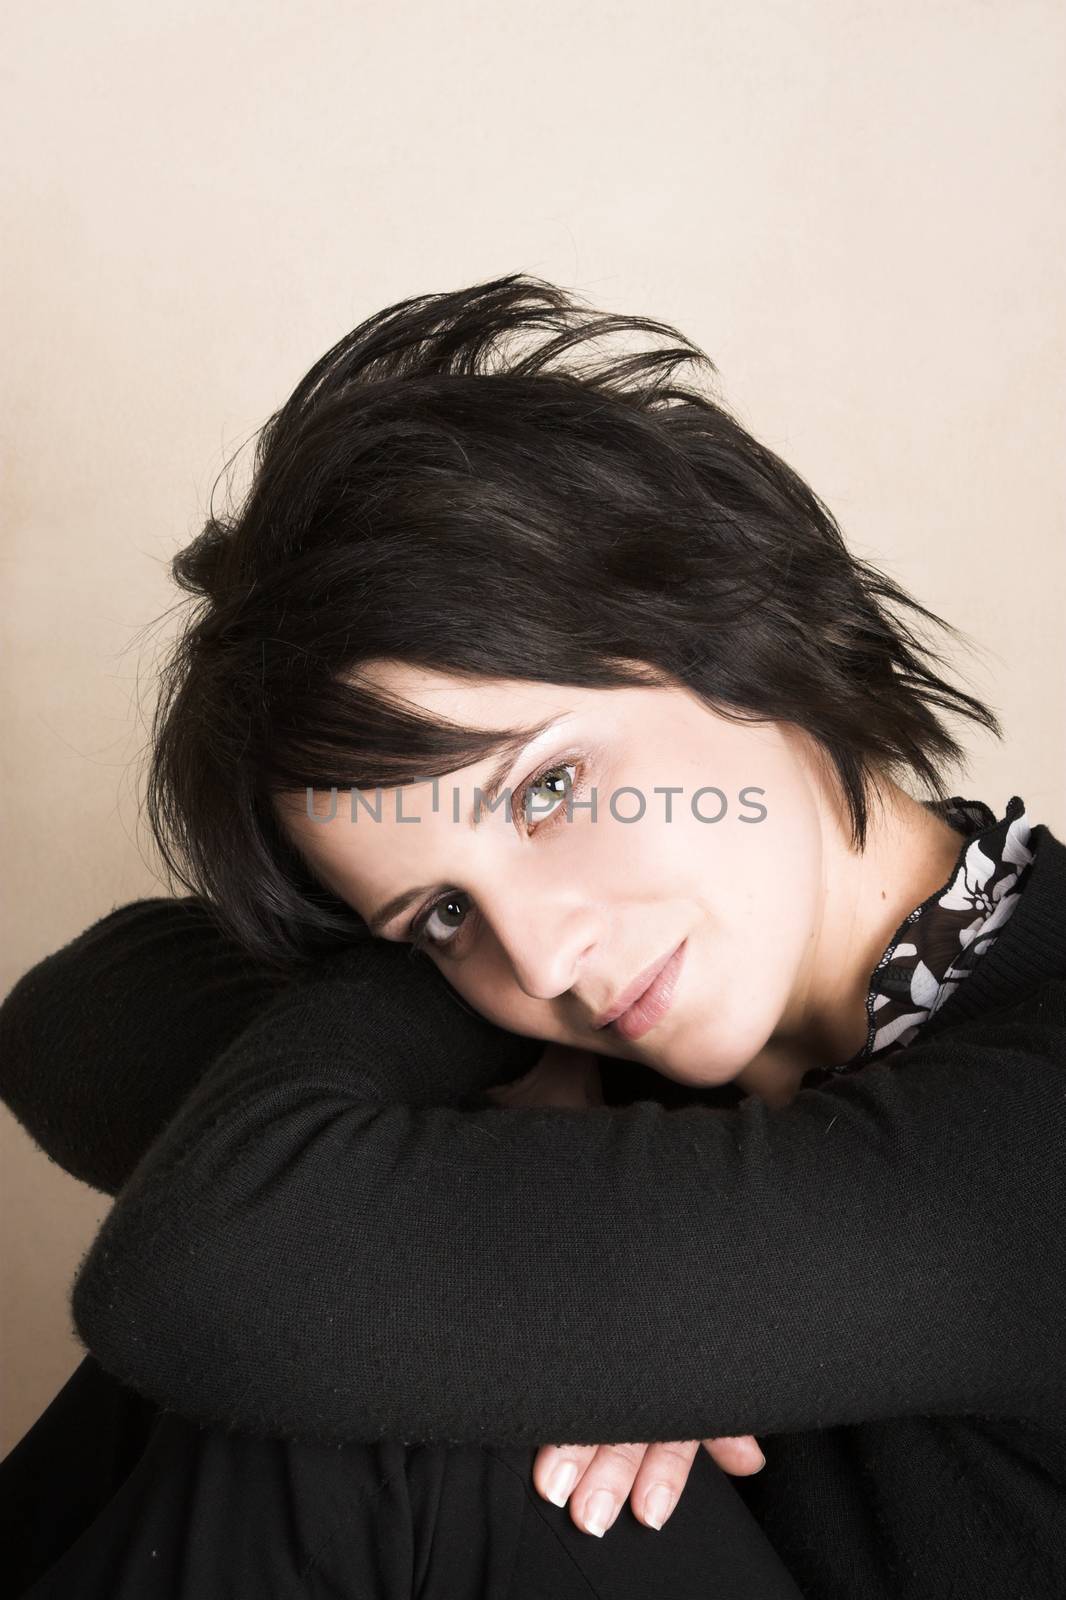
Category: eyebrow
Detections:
[{"x1": 365, "y1": 714, "x2": 569, "y2": 937}]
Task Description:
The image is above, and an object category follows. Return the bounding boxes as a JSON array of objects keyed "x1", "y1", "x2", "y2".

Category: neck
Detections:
[{"x1": 734, "y1": 782, "x2": 966, "y2": 1107}]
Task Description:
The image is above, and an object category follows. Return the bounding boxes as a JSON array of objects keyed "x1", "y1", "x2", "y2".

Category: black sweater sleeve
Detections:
[
  {"x1": 0, "y1": 899, "x2": 291, "y2": 1197},
  {"x1": 52, "y1": 913, "x2": 1066, "y2": 1449},
  {"x1": 0, "y1": 899, "x2": 722, "y2": 1199}
]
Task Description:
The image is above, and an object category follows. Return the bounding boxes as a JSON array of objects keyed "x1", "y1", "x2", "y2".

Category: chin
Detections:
[
  {"x1": 651, "y1": 1014, "x2": 771, "y2": 1089},
  {"x1": 673, "y1": 1059, "x2": 747, "y2": 1090},
  {"x1": 627, "y1": 1039, "x2": 741, "y2": 1090}
]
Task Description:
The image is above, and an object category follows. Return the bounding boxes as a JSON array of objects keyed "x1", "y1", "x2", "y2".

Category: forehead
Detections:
[
  {"x1": 273, "y1": 664, "x2": 579, "y2": 903},
  {"x1": 351, "y1": 657, "x2": 587, "y2": 728},
  {"x1": 274, "y1": 663, "x2": 690, "y2": 918}
]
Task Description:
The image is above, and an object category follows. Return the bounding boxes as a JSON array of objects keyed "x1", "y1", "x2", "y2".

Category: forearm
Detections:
[
  {"x1": 70, "y1": 948, "x2": 1066, "y2": 1448},
  {"x1": 0, "y1": 898, "x2": 289, "y2": 1195}
]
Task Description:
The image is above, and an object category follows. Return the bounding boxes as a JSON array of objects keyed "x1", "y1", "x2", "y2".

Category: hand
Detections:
[
  {"x1": 486, "y1": 1045, "x2": 766, "y2": 1532},
  {"x1": 533, "y1": 1434, "x2": 766, "y2": 1536},
  {"x1": 483, "y1": 1042, "x2": 606, "y2": 1110}
]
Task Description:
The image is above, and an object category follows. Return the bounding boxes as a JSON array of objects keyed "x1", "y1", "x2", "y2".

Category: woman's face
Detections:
[{"x1": 280, "y1": 660, "x2": 832, "y2": 1088}]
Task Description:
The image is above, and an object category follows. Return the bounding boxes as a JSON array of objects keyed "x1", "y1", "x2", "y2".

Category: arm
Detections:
[
  {"x1": 66, "y1": 929, "x2": 1066, "y2": 1448},
  {"x1": 0, "y1": 898, "x2": 724, "y2": 1198},
  {"x1": 0, "y1": 898, "x2": 291, "y2": 1196}
]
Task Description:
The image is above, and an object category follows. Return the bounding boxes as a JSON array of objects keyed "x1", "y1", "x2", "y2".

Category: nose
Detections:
[{"x1": 477, "y1": 870, "x2": 603, "y2": 1007}]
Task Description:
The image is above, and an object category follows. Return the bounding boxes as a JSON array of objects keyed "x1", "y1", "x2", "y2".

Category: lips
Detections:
[
  {"x1": 593, "y1": 939, "x2": 686, "y2": 1032},
  {"x1": 608, "y1": 938, "x2": 687, "y2": 1041}
]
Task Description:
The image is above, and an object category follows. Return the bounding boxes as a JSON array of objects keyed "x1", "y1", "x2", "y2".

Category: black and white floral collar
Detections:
[{"x1": 802, "y1": 794, "x2": 1035, "y2": 1088}]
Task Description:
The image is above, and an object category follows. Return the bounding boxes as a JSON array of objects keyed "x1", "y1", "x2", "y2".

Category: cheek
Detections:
[
  {"x1": 430, "y1": 952, "x2": 545, "y2": 1040},
  {"x1": 682, "y1": 809, "x2": 819, "y2": 1023},
  {"x1": 726, "y1": 860, "x2": 821, "y2": 1029}
]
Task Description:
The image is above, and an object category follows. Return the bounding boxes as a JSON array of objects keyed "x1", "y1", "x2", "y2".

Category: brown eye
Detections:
[
  {"x1": 520, "y1": 762, "x2": 576, "y2": 827},
  {"x1": 410, "y1": 756, "x2": 586, "y2": 954},
  {"x1": 410, "y1": 891, "x2": 472, "y2": 952}
]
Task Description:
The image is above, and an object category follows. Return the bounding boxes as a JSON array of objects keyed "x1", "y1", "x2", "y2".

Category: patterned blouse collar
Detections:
[{"x1": 802, "y1": 794, "x2": 1035, "y2": 1089}]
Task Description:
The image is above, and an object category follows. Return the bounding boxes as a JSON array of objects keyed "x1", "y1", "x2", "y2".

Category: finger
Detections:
[
  {"x1": 533, "y1": 1443, "x2": 600, "y2": 1508},
  {"x1": 565, "y1": 1441, "x2": 652, "y2": 1537},
  {"x1": 626, "y1": 1438, "x2": 702, "y2": 1531},
  {"x1": 701, "y1": 1433, "x2": 766, "y2": 1475}
]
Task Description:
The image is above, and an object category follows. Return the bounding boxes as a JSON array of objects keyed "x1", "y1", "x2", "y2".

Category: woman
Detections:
[{"x1": 2, "y1": 272, "x2": 1064, "y2": 1598}]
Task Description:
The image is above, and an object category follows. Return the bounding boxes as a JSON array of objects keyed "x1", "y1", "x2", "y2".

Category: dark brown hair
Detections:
[{"x1": 144, "y1": 271, "x2": 1001, "y2": 971}]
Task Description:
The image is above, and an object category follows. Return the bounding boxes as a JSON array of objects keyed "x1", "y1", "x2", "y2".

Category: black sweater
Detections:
[{"x1": 3, "y1": 826, "x2": 1066, "y2": 1598}]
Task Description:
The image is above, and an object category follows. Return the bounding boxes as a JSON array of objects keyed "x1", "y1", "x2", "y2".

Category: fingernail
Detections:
[
  {"x1": 643, "y1": 1482, "x2": 675, "y2": 1530},
  {"x1": 749, "y1": 1446, "x2": 766, "y2": 1471},
  {"x1": 584, "y1": 1488, "x2": 618, "y2": 1537},
  {"x1": 545, "y1": 1460, "x2": 579, "y2": 1507}
]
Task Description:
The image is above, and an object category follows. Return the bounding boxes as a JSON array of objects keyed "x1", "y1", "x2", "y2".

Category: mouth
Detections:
[{"x1": 596, "y1": 938, "x2": 688, "y2": 1041}]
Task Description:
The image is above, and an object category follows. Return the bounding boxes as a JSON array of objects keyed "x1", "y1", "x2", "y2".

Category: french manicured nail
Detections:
[
  {"x1": 643, "y1": 1482, "x2": 675, "y2": 1530},
  {"x1": 545, "y1": 1460, "x2": 579, "y2": 1506},
  {"x1": 584, "y1": 1488, "x2": 618, "y2": 1537}
]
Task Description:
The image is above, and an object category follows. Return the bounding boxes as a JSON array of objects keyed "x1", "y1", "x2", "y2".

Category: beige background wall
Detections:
[{"x1": 2, "y1": 0, "x2": 1064, "y2": 1455}]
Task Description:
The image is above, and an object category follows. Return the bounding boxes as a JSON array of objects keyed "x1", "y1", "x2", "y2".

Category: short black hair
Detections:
[{"x1": 143, "y1": 271, "x2": 1001, "y2": 971}]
